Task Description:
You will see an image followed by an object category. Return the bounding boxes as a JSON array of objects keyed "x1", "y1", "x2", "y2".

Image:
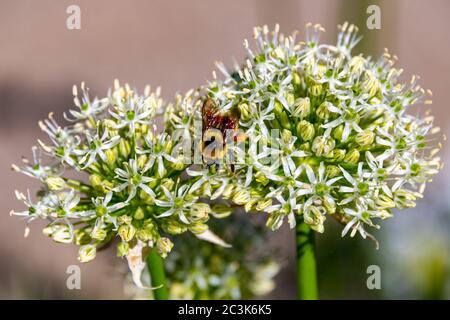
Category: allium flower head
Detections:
[
  {"x1": 188, "y1": 22, "x2": 443, "y2": 242},
  {"x1": 11, "y1": 80, "x2": 231, "y2": 286}
]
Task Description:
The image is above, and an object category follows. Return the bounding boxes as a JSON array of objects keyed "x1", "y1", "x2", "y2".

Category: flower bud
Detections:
[
  {"x1": 309, "y1": 84, "x2": 322, "y2": 96},
  {"x1": 375, "y1": 194, "x2": 396, "y2": 209},
  {"x1": 304, "y1": 207, "x2": 325, "y2": 233},
  {"x1": 51, "y1": 225, "x2": 73, "y2": 243},
  {"x1": 348, "y1": 56, "x2": 366, "y2": 77},
  {"x1": 78, "y1": 244, "x2": 96, "y2": 263},
  {"x1": 361, "y1": 70, "x2": 379, "y2": 96},
  {"x1": 45, "y1": 176, "x2": 66, "y2": 191},
  {"x1": 89, "y1": 174, "x2": 103, "y2": 190},
  {"x1": 211, "y1": 203, "x2": 233, "y2": 218},
  {"x1": 91, "y1": 226, "x2": 107, "y2": 241},
  {"x1": 238, "y1": 103, "x2": 250, "y2": 121},
  {"x1": 316, "y1": 102, "x2": 332, "y2": 120},
  {"x1": 332, "y1": 149, "x2": 346, "y2": 162},
  {"x1": 74, "y1": 229, "x2": 91, "y2": 245},
  {"x1": 137, "y1": 155, "x2": 147, "y2": 170},
  {"x1": 256, "y1": 198, "x2": 272, "y2": 211},
  {"x1": 190, "y1": 203, "x2": 210, "y2": 221},
  {"x1": 119, "y1": 139, "x2": 131, "y2": 158},
  {"x1": 332, "y1": 124, "x2": 344, "y2": 141},
  {"x1": 343, "y1": 148, "x2": 360, "y2": 164},
  {"x1": 222, "y1": 184, "x2": 235, "y2": 198},
  {"x1": 293, "y1": 72, "x2": 301, "y2": 86},
  {"x1": 281, "y1": 129, "x2": 292, "y2": 144},
  {"x1": 162, "y1": 220, "x2": 188, "y2": 234},
  {"x1": 117, "y1": 215, "x2": 133, "y2": 225},
  {"x1": 255, "y1": 171, "x2": 269, "y2": 186},
  {"x1": 296, "y1": 120, "x2": 315, "y2": 141},
  {"x1": 188, "y1": 222, "x2": 208, "y2": 235},
  {"x1": 355, "y1": 130, "x2": 375, "y2": 146},
  {"x1": 266, "y1": 212, "x2": 283, "y2": 231},
  {"x1": 232, "y1": 189, "x2": 251, "y2": 205},
  {"x1": 244, "y1": 198, "x2": 258, "y2": 212},
  {"x1": 118, "y1": 224, "x2": 136, "y2": 242},
  {"x1": 170, "y1": 156, "x2": 185, "y2": 171},
  {"x1": 156, "y1": 237, "x2": 174, "y2": 258},
  {"x1": 292, "y1": 97, "x2": 310, "y2": 118},
  {"x1": 312, "y1": 135, "x2": 335, "y2": 157},
  {"x1": 160, "y1": 178, "x2": 175, "y2": 191},
  {"x1": 116, "y1": 241, "x2": 129, "y2": 257},
  {"x1": 326, "y1": 165, "x2": 341, "y2": 178},
  {"x1": 105, "y1": 148, "x2": 117, "y2": 168},
  {"x1": 134, "y1": 207, "x2": 145, "y2": 220}
]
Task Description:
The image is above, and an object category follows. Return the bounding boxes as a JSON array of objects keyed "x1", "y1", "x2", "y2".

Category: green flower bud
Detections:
[
  {"x1": 355, "y1": 130, "x2": 375, "y2": 146},
  {"x1": 222, "y1": 184, "x2": 235, "y2": 198},
  {"x1": 292, "y1": 97, "x2": 310, "y2": 118},
  {"x1": 162, "y1": 220, "x2": 188, "y2": 234},
  {"x1": 161, "y1": 178, "x2": 175, "y2": 191},
  {"x1": 156, "y1": 237, "x2": 174, "y2": 258},
  {"x1": 78, "y1": 244, "x2": 96, "y2": 263},
  {"x1": 89, "y1": 174, "x2": 103, "y2": 189},
  {"x1": 211, "y1": 203, "x2": 232, "y2": 218},
  {"x1": 255, "y1": 171, "x2": 269, "y2": 186},
  {"x1": 117, "y1": 215, "x2": 133, "y2": 225},
  {"x1": 299, "y1": 142, "x2": 311, "y2": 152},
  {"x1": 244, "y1": 198, "x2": 258, "y2": 212},
  {"x1": 119, "y1": 139, "x2": 131, "y2": 158},
  {"x1": 105, "y1": 148, "x2": 117, "y2": 168},
  {"x1": 309, "y1": 84, "x2": 322, "y2": 96},
  {"x1": 238, "y1": 103, "x2": 251, "y2": 121},
  {"x1": 45, "y1": 176, "x2": 66, "y2": 191},
  {"x1": 137, "y1": 155, "x2": 147, "y2": 170},
  {"x1": 91, "y1": 227, "x2": 107, "y2": 241},
  {"x1": 116, "y1": 241, "x2": 129, "y2": 257},
  {"x1": 266, "y1": 212, "x2": 283, "y2": 231},
  {"x1": 232, "y1": 189, "x2": 251, "y2": 205},
  {"x1": 256, "y1": 198, "x2": 272, "y2": 211},
  {"x1": 50, "y1": 225, "x2": 72, "y2": 243},
  {"x1": 74, "y1": 229, "x2": 91, "y2": 245},
  {"x1": 376, "y1": 194, "x2": 396, "y2": 209},
  {"x1": 170, "y1": 156, "x2": 185, "y2": 171},
  {"x1": 326, "y1": 165, "x2": 341, "y2": 178},
  {"x1": 189, "y1": 222, "x2": 208, "y2": 235},
  {"x1": 136, "y1": 227, "x2": 156, "y2": 242},
  {"x1": 118, "y1": 224, "x2": 136, "y2": 242},
  {"x1": 293, "y1": 71, "x2": 301, "y2": 86},
  {"x1": 332, "y1": 149, "x2": 346, "y2": 162},
  {"x1": 190, "y1": 203, "x2": 210, "y2": 221},
  {"x1": 348, "y1": 56, "x2": 366, "y2": 77},
  {"x1": 134, "y1": 207, "x2": 145, "y2": 220},
  {"x1": 332, "y1": 124, "x2": 344, "y2": 141},
  {"x1": 343, "y1": 148, "x2": 360, "y2": 164},
  {"x1": 276, "y1": 110, "x2": 291, "y2": 130},
  {"x1": 316, "y1": 102, "x2": 332, "y2": 120},
  {"x1": 304, "y1": 207, "x2": 325, "y2": 233},
  {"x1": 361, "y1": 70, "x2": 379, "y2": 96},
  {"x1": 281, "y1": 129, "x2": 292, "y2": 144},
  {"x1": 296, "y1": 120, "x2": 315, "y2": 141},
  {"x1": 312, "y1": 135, "x2": 335, "y2": 157},
  {"x1": 286, "y1": 93, "x2": 295, "y2": 106}
]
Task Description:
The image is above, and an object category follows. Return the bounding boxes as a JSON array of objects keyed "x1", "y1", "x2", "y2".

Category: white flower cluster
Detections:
[
  {"x1": 11, "y1": 81, "x2": 233, "y2": 270},
  {"x1": 199, "y1": 23, "x2": 443, "y2": 240}
]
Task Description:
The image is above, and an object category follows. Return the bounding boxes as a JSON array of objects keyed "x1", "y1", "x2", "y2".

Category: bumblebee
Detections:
[{"x1": 201, "y1": 98, "x2": 245, "y2": 170}]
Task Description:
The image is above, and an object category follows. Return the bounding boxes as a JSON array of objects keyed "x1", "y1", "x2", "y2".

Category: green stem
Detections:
[
  {"x1": 147, "y1": 248, "x2": 169, "y2": 300},
  {"x1": 295, "y1": 216, "x2": 318, "y2": 300}
]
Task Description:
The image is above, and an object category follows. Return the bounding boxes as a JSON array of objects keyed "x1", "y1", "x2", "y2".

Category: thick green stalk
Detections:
[
  {"x1": 147, "y1": 248, "x2": 169, "y2": 300},
  {"x1": 296, "y1": 217, "x2": 318, "y2": 300}
]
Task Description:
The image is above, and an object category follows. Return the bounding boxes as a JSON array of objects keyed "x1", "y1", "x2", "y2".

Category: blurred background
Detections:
[{"x1": 0, "y1": 0, "x2": 449, "y2": 299}]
